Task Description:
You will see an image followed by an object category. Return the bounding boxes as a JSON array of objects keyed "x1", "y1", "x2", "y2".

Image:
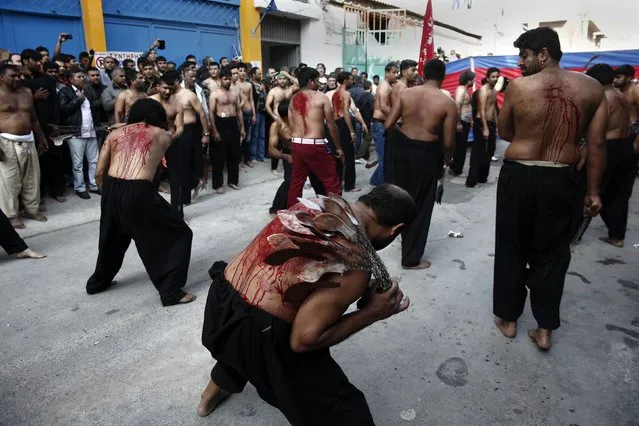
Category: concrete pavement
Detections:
[{"x1": 1, "y1": 143, "x2": 638, "y2": 425}]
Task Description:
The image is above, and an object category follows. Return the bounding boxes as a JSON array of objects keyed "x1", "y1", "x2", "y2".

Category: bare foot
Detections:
[
  {"x1": 197, "y1": 380, "x2": 231, "y2": 417},
  {"x1": 16, "y1": 248, "x2": 46, "y2": 259},
  {"x1": 23, "y1": 212, "x2": 48, "y2": 222},
  {"x1": 215, "y1": 187, "x2": 226, "y2": 194},
  {"x1": 599, "y1": 237, "x2": 623, "y2": 248},
  {"x1": 346, "y1": 187, "x2": 362, "y2": 193},
  {"x1": 495, "y1": 317, "x2": 517, "y2": 338},
  {"x1": 402, "y1": 260, "x2": 431, "y2": 270},
  {"x1": 193, "y1": 181, "x2": 204, "y2": 199},
  {"x1": 10, "y1": 218, "x2": 25, "y2": 229},
  {"x1": 228, "y1": 184, "x2": 240, "y2": 191},
  {"x1": 528, "y1": 328, "x2": 551, "y2": 351},
  {"x1": 54, "y1": 196, "x2": 67, "y2": 203},
  {"x1": 179, "y1": 293, "x2": 197, "y2": 304}
]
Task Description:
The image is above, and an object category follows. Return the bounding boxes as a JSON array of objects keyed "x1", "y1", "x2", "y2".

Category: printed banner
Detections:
[{"x1": 93, "y1": 51, "x2": 143, "y2": 70}]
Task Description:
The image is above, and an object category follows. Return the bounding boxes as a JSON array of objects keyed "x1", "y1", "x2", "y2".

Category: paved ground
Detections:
[{"x1": 1, "y1": 142, "x2": 638, "y2": 426}]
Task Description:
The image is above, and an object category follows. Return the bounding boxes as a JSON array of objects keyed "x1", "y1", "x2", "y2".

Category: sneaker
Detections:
[
  {"x1": 89, "y1": 188, "x2": 101, "y2": 195},
  {"x1": 76, "y1": 191, "x2": 90, "y2": 200},
  {"x1": 491, "y1": 156, "x2": 499, "y2": 162},
  {"x1": 355, "y1": 159, "x2": 364, "y2": 165},
  {"x1": 271, "y1": 169, "x2": 281, "y2": 177}
]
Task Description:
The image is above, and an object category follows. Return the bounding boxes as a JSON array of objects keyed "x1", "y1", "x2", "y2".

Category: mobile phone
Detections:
[
  {"x1": 62, "y1": 34, "x2": 73, "y2": 41},
  {"x1": 157, "y1": 40, "x2": 166, "y2": 50}
]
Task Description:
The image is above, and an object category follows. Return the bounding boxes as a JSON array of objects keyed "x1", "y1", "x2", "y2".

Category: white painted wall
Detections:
[{"x1": 299, "y1": 3, "x2": 344, "y2": 71}]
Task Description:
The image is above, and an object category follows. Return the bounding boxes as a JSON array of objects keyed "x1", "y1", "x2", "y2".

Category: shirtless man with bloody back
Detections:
[
  {"x1": 86, "y1": 98, "x2": 195, "y2": 306},
  {"x1": 286, "y1": 67, "x2": 343, "y2": 207},
  {"x1": 493, "y1": 27, "x2": 607, "y2": 350},
  {"x1": 197, "y1": 180, "x2": 416, "y2": 423}
]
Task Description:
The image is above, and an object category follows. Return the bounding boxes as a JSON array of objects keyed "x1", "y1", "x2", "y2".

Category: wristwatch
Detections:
[{"x1": 203, "y1": 132, "x2": 210, "y2": 136}]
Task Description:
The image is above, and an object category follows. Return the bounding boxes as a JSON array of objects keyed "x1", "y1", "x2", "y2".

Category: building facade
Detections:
[{"x1": 1, "y1": 0, "x2": 239, "y2": 64}]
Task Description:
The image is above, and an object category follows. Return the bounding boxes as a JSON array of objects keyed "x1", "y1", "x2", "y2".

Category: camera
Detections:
[{"x1": 157, "y1": 40, "x2": 166, "y2": 50}]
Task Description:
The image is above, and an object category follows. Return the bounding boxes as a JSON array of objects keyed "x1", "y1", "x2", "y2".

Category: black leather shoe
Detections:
[
  {"x1": 76, "y1": 191, "x2": 90, "y2": 200},
  {"x1": 89, "y1": 188, "x2": 101, "y2": 195}
]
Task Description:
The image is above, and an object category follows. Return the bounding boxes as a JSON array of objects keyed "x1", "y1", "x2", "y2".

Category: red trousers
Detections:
[{"x1": 287, "y1": 143, "x2": 342, "y2": 207}]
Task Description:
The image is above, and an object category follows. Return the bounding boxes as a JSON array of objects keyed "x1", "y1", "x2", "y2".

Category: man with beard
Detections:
[
  {"x1": 101, "y1": 68, "x2": 127, "y2": 125},
  {"x1": 198, "y1": 184, "x2": 415, "y2": 423},
  {"x1": 208, "y1": 67, "x2": 244, "y2": 194},
  {"x1": 370, "y1": 63, "x2": 399, "y2": 185},
  {"x1": 0, "y1": 64, "x2": 49, "y2": 229},
  {"x1": 493, "y1": 27, "x2": 606, "y2": 350},
  {"x1": 157, "y1": 56, "x2": 169, "y2": 75},
  {"x1": 150, "y1": 72, "x2": 185, "y2": 215},
  {"x1": 237, "y1": 63, "x2": 256, "y2": 167},
  {"x1": 140, "y1": 60, "x2": 160, "y2": 96},
  {"x1": 20, "y1": 49, "x2": 65, "y2": 203},
  {"x1": 100, "y1": 56, "x2": 117, "y2": 87},
  {"x1": 175, "y1": 68, "x2": 210, "y2": 203},
  {"x1": 613, "y1": 65, "x2": 639, "y2": 148},
  {"x1": 87, "y1": 98, "x2": 195, "y2": 306},
  {"x1": 114, "y1": 70, "x2": 147, "y2": 124},
  {"x1": 385, "y1": 59, "x2": 457, "y2": 269},
  {"x1": 450, "y1": 70, "x2": 475, "y2": 176},
  {"x1": 466, "y1": 67, "x2": 499, "y2": 187},
  {"x1": 586, "y1": 64, "x2": 635, "y2": 248}
]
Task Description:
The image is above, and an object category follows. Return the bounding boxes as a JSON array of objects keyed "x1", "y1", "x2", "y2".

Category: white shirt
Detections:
[{"x1": 75, "y1": 87, "x2": 95, "y2": 138}]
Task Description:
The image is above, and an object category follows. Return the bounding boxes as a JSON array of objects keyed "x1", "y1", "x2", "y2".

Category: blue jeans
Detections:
[
  {"x1": 68, "y1": 136, "x2": 98, "y2": 192},
  {"x1": 369, "y1": 121, "x2": 385, "y2": 185},
  {"x1": 250, "y1": 112, "x2": 265, "y2": 161}
]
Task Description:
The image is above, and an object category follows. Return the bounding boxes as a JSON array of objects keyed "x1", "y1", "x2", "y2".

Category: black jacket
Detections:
[{"x1": 57, "y1": 84, "x2": 100, "y2": 129}]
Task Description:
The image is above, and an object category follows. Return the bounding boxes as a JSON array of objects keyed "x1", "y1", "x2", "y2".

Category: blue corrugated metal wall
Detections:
[
  {"x1": 1, "y1": 0, "x2": 239, "y2": 64},
  {"x1": 102, "y1": 0, "x2": 240, "y2": 63},
  {"x1": 0, "y1": 0, "x2": 86, "y2": 55}
]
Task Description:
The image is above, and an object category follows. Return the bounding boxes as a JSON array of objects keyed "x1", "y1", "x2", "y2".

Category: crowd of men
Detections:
[{"x1": 1, "y1": 26, "x2": 638, "y2": 424}]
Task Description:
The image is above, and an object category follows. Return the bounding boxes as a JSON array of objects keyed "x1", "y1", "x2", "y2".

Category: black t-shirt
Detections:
[{"x1": 22, "y1": 73, "x2": 58, "y2": 133}]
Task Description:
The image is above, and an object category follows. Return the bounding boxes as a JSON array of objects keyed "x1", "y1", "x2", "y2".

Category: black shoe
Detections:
[
  {"x1": 76, "y1": 191, "x2": 90, "y2": 200},
  {"x1": 89, "y1": 188, "x2": 101, "y2": 195}
]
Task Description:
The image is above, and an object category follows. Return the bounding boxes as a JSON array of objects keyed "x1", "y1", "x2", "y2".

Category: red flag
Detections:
[{"x1": 418, "y1": 0, "x2": 435, "y2": 75}]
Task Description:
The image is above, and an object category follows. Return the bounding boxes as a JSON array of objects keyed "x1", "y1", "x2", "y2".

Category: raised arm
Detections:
[{"x1": 584, "y1": 90, "x2": 608, "y2": 217}]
